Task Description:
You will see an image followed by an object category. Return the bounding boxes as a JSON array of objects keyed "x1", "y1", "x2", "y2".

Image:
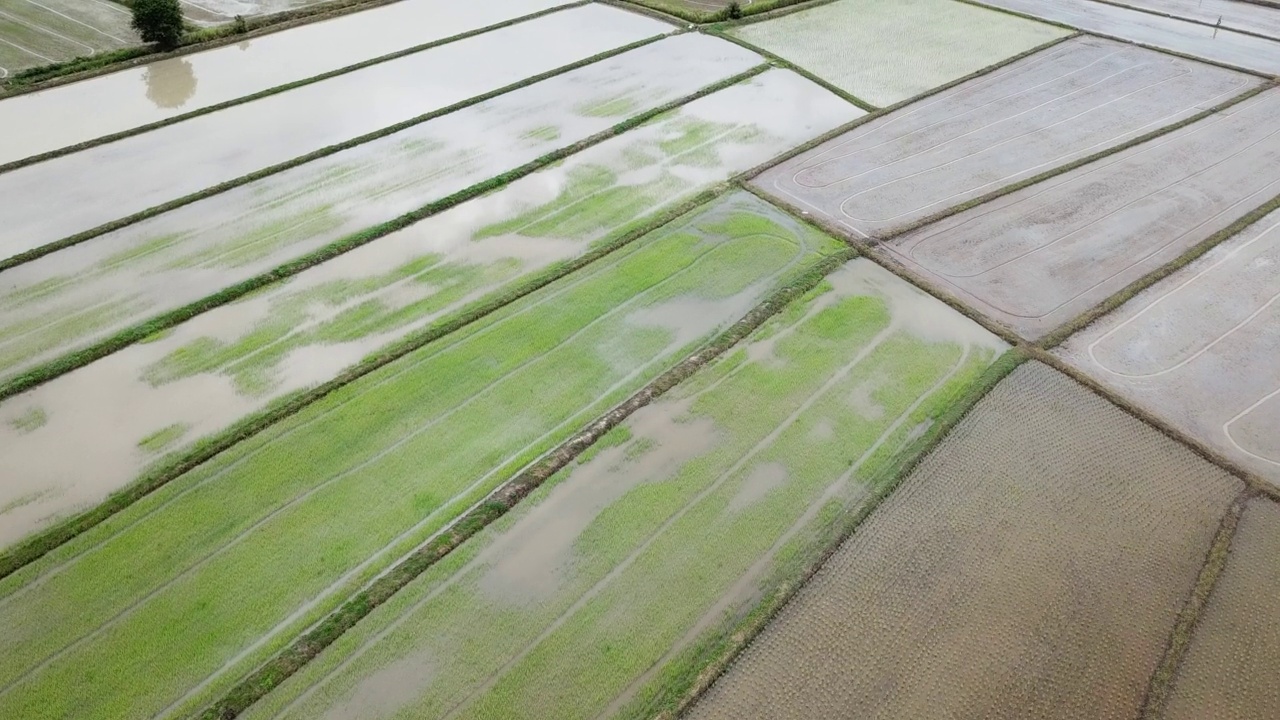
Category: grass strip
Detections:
[
  {"x1": 868, "y1": 79, "x2": 1274, "y2": 244},
  {"x1": 194, "y1": 243, "x2": 859, "y2": 720},
  {"x1": 1139, "y1": 490, "x2": 1250, "y2": 720},
  {"x1": 703, "y1": 0, "x2": 842, "y2": 28},
  {"x1": 954, "y1": 0, "x2": 1278, "y2": 78},
  {"x1": 707, "y1": 28, "x2": 878, "y2": 111},
  {"x1": 0, "y1": 32, "x2": 671, "y2": 273},
  {"x1": 0, "y1": 0, "x2": 482, "y2": 94},
  {"x1": 613, "y1": 0, "x2": 828, "y2": 24},
  {"x1": 1085, "y1": 0, "x2": 1280, "y2": 43},
  {"x1": 0, "y1": 2, "x2": 591, "y2": 176},
  {"x1": 1040, "y1": 189, "x2": 1280, "y2": 348},
  {"x1": 0, "y1": 169, "x2": 755, "y2": 585},
  {"x1": 634, "y1": 346, "x2": 1029, "y2": 720}
]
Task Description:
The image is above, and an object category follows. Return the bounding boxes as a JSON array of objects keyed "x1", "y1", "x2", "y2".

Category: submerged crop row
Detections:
[
  {"x1": 0, "y1": 190, "x2": 844, "y2": 720},
  {"x1": 240, "y1": 255, "x2": 1005, "y2": 720}
]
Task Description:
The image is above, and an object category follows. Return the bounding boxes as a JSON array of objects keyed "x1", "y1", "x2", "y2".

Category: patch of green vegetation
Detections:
[
  {"x1": 170, "y1": 205, "x2": 345, "y2": 270},
  {"x1": 521, "y1": 125, "x2": 562, "y2": 143},
  {"x1": 0, "y1": 196, "x2": 832, "y2": 720},
  {"x1": 9, "y1": 407, "x2": 47, "y2": 434},
  {"x1": 578, "y1": 95, "x2": 641, "y2": 119},
  {"x1": 0, "y1": 299, "x2": 140, "y2": 380},
  {"x1": 99, "y1": 232, "x2": 191, "y2": 269},
  {"x1": 137, "y1": 423, "x2": 190, "y2": 455},
  {"x1": 243, "y1": 259, "x2": 1002, "y2": 720}
]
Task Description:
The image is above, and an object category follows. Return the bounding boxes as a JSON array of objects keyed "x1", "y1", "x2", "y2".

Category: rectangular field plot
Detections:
[
  {"x1": 1163, "y1": 499, "x2": 1280, "y2": 720},
  {"x1": 0, "y1": 33, "x2": 782, "y2": 384},
  {"x1": 0, "y1": 0, "x2": 135, "y2": 76},
  {"x1": 181, "y1": 0, "x2": 325, "y2": 23},
  {"x1": 241, "y1": 257, "x2": 1006, "y2": 720},
  {"x1": 754, "y1": 35, "x2": 1257, "y2": 240},
  {"x1": 0, "y1": 4, "x2": 671, "y2": 261},
  {"x1": 1055, "y1": 207, "x2": 1280, "y2": 485},
  {"x1": 1115, "y1": 0, "x2": 1280, "y2": 41},
  {"x1": 688, "y1": 362, "x2": 1242, "y2": 720},
  {"x1": 0, "y1": 192, "x2": 845, "y2": 720},
  {"x1": 727, "y1": 0, "x2": 1069, "y2": 107},
  {"x1": 0, "y1": 66, "x2": 861, "y2": 549},
  {"x1": 883, "y1": 87, "x2": 1280, "y2": 339},
  {"x1": 0, "y1": 0, "x2": 571, "y2": 165},
  {"x1": 977, "y1": 0, "x2": 1280, "y2": 75}
]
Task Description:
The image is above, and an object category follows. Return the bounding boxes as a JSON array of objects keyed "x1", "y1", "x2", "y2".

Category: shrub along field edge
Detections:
[
  {"x1": 634, "y1": 347, "x2": 1029, "y2": 720},
  {"x1": 0, "y1": 64, "x2": 771, "y2": 582},
  {"x1": 193, "y1": 246, "x2": 859, "y2": 720},
  {"x1": 0, "y1": 32, "x2": 672, "y2": 273},
  {"x1": 0, "y1": 1, "x2": 593, "y2": 176}
]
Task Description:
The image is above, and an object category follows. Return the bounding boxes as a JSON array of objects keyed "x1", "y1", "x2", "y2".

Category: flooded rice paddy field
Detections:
[
  {"x1": 0, "y1": 3, "x2": 671, "y2": 260},
  {"x1": 0, "y1": 65, "x2": 860, "y2": 549},
  {"x1": 884, "y1": 87, "x2": 1280, "y2": 339},
  {"x1": 1112, "y1": 0, "x2": 1280, "y2": 41},
  {"x1": 0, "y1": 190, "x2": 839, "y2": 720},
  {"x1": 0, "y1": 0, "x2": 570, "y2": 165},
  {"x1": 688, "y1": 362, "x2": 1242, "y2": 720},
  {"x1": 755, "y1": 35, "x2": 1257, "y2": 239},
  {"x1": 0, "y1": 0, "x2": 135, "y2": 76},
  {"x1": 241, "y1": 256, "x2": 1004, "y2": 720},
  {"x1": 975, "y1": 0, "x2": 1280, "y2": 75},
  {"x1": 0, "y1": 32, "x2": 764, "y2": 384},
  {"x1": 727, "y1": 0, "x2": 1069, "y2": 107},
  {"x1": 1056, "y1": 206, "x2": 1280, "y2": 484},
  {"x1": 1163, "y1": 499, "x2": 1280, "y2": 720}
]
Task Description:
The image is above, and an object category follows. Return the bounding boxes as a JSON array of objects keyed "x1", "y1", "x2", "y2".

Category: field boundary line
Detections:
[
  {"x1": 192, "y1": 245, "x2": 859, "y2": 720},
  {"x1": 956, "y1": 0, "x2": 1280, "y2": 79},
  {"x1": 702, "y1": 0, "x2": 841, "y2": 29},
  {"x1": 0, "y1": 31, "x2": 673, "y2": 273},
  {"x1": 598, "y1": 0, "x2": 691, "y2": 26},
  {"x1": 639, "y1": 346, "x2": 1030, "y2": 720},
  {"x1": 705, "y1": 28, "x2": 877, "y2": 111},
  {"x1": 1085, "y1": 0, "x2": 1280, "y2": 43},
  {"x1": 613, "y1": 0, "x2": 831, "y2": 25},
  {"x1": 1139, "y1": 490, "x2": 1250, "y2": 720},
  {"x1": 738, "y1": 31, "x2": 1081, "y2": 182},
  {"x1": 1039, "y1": 189, "x2": 1280, "y2": 348},
  {"x1": 1025, "y1": 348, "x2": 1280, "y2": 502},
  {"x1": 0, "y1": 1, "x2": 593, "y2": 176},
  {"x1": 0, "y1": 0, "x2": 571, "y2": 96},
  {"x1": 0, "y1": 59, "x2": 770, "y2": 583},
  {"x1": 851, "y1": 80, "x2": 1274, "y2": 245}
]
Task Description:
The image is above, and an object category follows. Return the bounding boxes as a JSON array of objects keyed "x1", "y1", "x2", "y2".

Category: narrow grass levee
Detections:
[
  {"x1": 0, "y1": 33, "x2": 673, "y2": 273},
  {"x1": 0, "y1": 63, "x2": 768, "y2": 405},
  {"x1": 1139, "y1": 491, "x2": 1250, "y2": 720},
  {"x1": 0, "y1": 1, "x2": 593, "y2": 176},
  {"x1": 636, "y1": 348, "x2": 1027, "y2": 720},
  {"x1": 707, "y1": 29, "x2": 878, "y2": 111},
  {"x1": 197, "y1": 245, "x2": 858, "y2": 720}
]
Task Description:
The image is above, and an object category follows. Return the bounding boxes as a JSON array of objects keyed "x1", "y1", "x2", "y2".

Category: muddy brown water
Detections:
[
  {"x1": 0, "y1": 0, "x2": 569, "y2": 165},
  {"x1": 688, "y1": 362, "x2": 1241, "y2": 720},
  {"x1": 1163, "y1": 499, "x2": 1280, "y2": 720}
]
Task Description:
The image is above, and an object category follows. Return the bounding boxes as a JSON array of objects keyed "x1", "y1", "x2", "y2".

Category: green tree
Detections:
[{"x1": 131, "y1": 0, "x2": 184, "y2": 49}]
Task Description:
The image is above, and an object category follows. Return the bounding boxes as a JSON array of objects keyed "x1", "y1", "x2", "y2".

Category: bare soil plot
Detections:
[
  {"x1": 0, "y1": 0, "x2": 570, "y2": 166},
  {"x1": 1111, "y1": 0, "x2": 1280, "y2": 40},
  {"x1": 1055, "y1": 207, "x2": 1280, "y2": 484},
  {"x1": 753, "y1": 35, "x2": 1257, "y2": 240},
  {"x1": 0, "y1": 33, "x2": 772, "y2": 385},
  {"x1": 688, "y1": 362, "x2": 1242, "y2": 720},
  {"x1": 242, "y1": 257, "x2": 1005, "y2": 720},
  {"x1": 0, "y1": 65, "x2": 860, "y2": 550},
  {"x1": 0, "y1": 4, "x2": 671, "y2": 262},
  {"x1": 883, "y1": 87, "x2": 1280, "y2": 339},
  {"x1": 727, "y1": 0, "x2": 1069, "y2": 107},
  {"x1": 976, "y1": 0, "x2": 1280, "y2": 75},
  {"x1": 0, "y1": 191, "x2": 843, "y2": 720},
  {"x1": 0, "y1": 0, "x2": 135, "y2": 76},
  {"x1": 1163, "y1": 498, "x2": 1280, "y2": 719}
]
